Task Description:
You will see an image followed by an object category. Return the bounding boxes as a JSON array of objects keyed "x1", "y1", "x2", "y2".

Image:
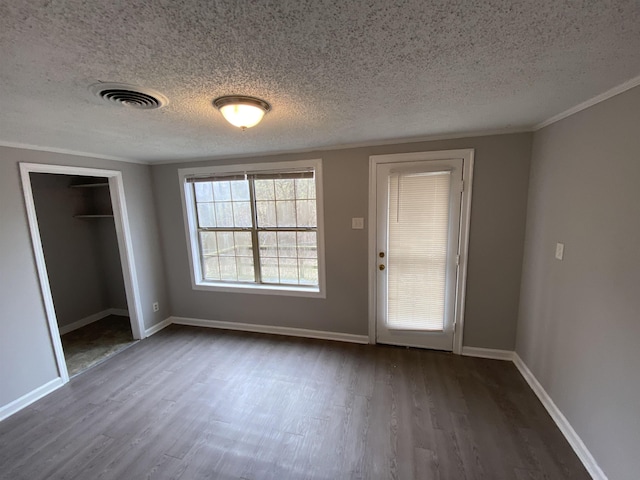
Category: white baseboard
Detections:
[
  {"x1": 58, "y1": 309, "x2": 111, "y2": 335},
  {"x1": 0, "y1": 377, "x2": 64, "y2": 422},
  {"x1": 461, "y1": 347, "x2": 515, "y2": 361},
  {"x1": 170, "y1": 316, "x2": 369, "y2": 344},
  {"x1": 58, "y1": 308, "x2": 130, "y2": 335},
  {"x1": 462, "y1": 348, "x2": 606, "y2": 478},
  {"x1": 513, "y1": 353, "x2": 607, "y2": 480},
  {"x1": 145, "y1": 317, "x2": 172, "y2": 337}
]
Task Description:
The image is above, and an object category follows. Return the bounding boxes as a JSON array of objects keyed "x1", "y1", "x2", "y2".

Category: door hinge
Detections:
[{"x1": 456, "y1": 254, "x2": 460, "y2": 266}]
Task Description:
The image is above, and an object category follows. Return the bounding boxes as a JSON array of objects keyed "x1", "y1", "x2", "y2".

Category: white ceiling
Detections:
[{"x1": 1, "y1": 0, "x2": 639, "y2": 163}]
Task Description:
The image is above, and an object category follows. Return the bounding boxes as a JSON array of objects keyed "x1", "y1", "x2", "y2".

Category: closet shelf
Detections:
[
  {"x1": 69, "y1": 182, "x2": 109, "y2": 188},
  {"x1": 70, "y1": 178, "x2": 113, "y2": 217}
]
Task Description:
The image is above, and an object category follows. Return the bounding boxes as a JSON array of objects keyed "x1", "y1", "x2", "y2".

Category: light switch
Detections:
[
  {"x1": 351, "y1": 217, "x2": 364, "y2": 229},
  {"x1": 555, "y1": 242, "x2": 564, "y2": 260}
]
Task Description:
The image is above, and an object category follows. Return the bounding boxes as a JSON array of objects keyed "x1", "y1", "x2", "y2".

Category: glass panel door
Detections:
[{"x1": 376, "y1": 159, "x2": 463, "y2": 351}]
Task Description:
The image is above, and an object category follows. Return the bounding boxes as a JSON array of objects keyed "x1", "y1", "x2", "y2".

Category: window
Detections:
[{"x1": 179, "y1": 159, "x2": 325, "y2": 297}]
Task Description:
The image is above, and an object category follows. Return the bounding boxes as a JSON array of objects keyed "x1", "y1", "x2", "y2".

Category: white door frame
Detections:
[
  {"x1": 368, "y1": 149, "x2": 474, "y2": 354},
  {"x1": 19, "y1": 162, "x2": 146, "y2": 383}
]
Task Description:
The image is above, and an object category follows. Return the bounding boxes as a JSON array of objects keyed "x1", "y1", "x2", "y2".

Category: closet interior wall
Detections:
[{"x1": 29, "y1": 173, "x2": 128, "y2": 330}]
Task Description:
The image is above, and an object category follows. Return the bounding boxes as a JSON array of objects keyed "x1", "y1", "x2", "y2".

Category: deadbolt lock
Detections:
[{"x1": 379, "y1": 252, "x2": 385, "y2": 258}]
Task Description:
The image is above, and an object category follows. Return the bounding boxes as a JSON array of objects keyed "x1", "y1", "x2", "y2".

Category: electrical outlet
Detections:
[
  {"x1": 152, "y1": 302, "x2": 159, "y2": 312},
  {"x1": 555, "y1": 243, "x2": 564, "y2": 260}
]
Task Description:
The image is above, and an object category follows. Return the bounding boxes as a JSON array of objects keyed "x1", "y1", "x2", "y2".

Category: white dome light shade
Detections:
[
  {"x1": 219, "y1": 103, "x2": 265, "y2": 129},
  {"x1": 213, "y1": 96, "x2": 271, "y2": 130}
]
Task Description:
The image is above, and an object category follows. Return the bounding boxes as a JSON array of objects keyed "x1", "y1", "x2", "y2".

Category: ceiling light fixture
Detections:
[{"x1": 212, "y1": 95, "x2": 271, "y2": 130}]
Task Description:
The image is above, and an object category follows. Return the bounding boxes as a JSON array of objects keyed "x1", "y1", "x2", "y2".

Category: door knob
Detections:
[{"x1": 379, "y1": 264, "x2": 385, "y2": 271}]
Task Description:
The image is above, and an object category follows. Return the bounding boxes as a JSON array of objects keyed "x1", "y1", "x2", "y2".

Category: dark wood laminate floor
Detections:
[{"x1": 0, "y1": 325, "x2": 589, "y2": 480}]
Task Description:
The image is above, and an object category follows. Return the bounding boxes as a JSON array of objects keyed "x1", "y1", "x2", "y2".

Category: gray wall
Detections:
[
  {"x1": 516, "y1": 86, "x2": 640, "y2": 479},
  {"x1": 30, "y1": 173, "x2": 127, "y2": 328},
  {"x1": 97, "y1": 219, "x2": 128, "y2": 311},
  {"x1": 0, "y1": 132, "x2": 531, "y2": 414},
  {"x1": 153, "y1": 132, "x2": 532, "y2": 349},
  {"x1": 0, "y1": 146, "x2": 169, "y2": 408}
]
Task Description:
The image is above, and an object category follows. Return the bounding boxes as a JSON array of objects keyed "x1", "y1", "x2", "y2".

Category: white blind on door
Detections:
[{"x1": 387, "y1": 171, "x2": 451, "y2": 330}]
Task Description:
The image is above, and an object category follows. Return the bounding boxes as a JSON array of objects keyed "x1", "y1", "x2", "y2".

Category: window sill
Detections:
[{"x1": 193, "y1": 281, "x2": 325, "y2": 298}]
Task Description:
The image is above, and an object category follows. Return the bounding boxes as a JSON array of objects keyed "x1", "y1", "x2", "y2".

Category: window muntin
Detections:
[{"x1": 186, "y1": 169, "x2": 320, "y2": 289}]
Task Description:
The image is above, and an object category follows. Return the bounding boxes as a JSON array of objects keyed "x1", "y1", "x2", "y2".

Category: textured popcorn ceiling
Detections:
[{"x1": 0, "y1": 0, "x2": 639, "y2": 163}]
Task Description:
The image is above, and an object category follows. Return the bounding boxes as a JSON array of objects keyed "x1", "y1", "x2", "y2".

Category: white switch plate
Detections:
[
  {"x1": 555, "y1": 242, "x2": 564, "y2": 260},
  {"x1": 351, "y1": 217, "x2": 364, "y2": 229}
]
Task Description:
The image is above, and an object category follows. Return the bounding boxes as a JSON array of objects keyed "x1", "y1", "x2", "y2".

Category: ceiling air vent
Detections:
[{"x1": 90, "y1": 83, "x2": 168, "y2": 110}]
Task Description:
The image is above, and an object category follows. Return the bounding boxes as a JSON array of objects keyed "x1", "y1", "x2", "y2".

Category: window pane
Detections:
[
  {"x1": 190, "y1": 167, "x2": 321, "y2": 290},
  {"x1": 216, "y1": 232, "x2": 235, "y2": 256},
  {"x1": 230, "y1": 180, "x2": 250, "y2": 201},
  {"x1": 277, "y1": 232, "x2": 297, "y2": 258},
  {"x1": 295, "y1": 178, "x2": 315, "y2": 200},
  {"x1": 256, "y1": 201, "x2": 276, "y2": 227},
  {"x1": 203, "y1": 256, "x2": 221, "y2": 280},
  {"x1": 196, "y1": 203, "x2": 216, "y2": 227},
  {"x1": 387, "y1": 172, "x2": 450, "y2": 331},
  {"x1": 275, "y1": 179, "x2": 295, "y2": 200},
  {"x1": 254, "y1": 179, "x2": 275, "y2": 201},
  {"x1": 260, "y1": 257, "x2": 279, "y2": 283},
  {"x1": 194, "y1": 182, "x2": 213, "y2": 202},
  {"x1": 213, "y1": 181, "x2": 231, "y2": 201},
  {"x1": 276, "y1": 201, "x2": 296, "y2": 227},
  {"x1": 233, "y1": 202, "x2": 252, "y2": 227},
  {"x1": 234, "y1": 232, "x2": 253, "y2": 257},
  {"x1": 258, "y1": 232, "x2": 278, "y2": 258},
  {"x1": 200, "y1": 232, "x2": 218, "y2": 256},
  {"x1": 219, "y1": 256, "x2": 237, "y2": 281},
  {"x1": 279, "y1": 258, "x2": 299, "y2": 284},
  {"x1": 295, "y1": 200, "x2": 316, "y2": 227},
  {"x1": 237, "y1": 256, "x2": 255, "y2": 282},
  {"x1": 199, "y1": 231, "x2": 255, "y2": 283},
  {"x1": 299, "y1": 258, "x2": 318, "y2": 285},
  {"x1": 297, "y1": 232, "x2": 317, "y2": 259},
  {"x1": 215, "y1": 202, "x2": 234, "y2": 227}
]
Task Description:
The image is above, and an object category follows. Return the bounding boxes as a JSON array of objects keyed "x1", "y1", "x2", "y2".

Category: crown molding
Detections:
[
  {"x1": 0, "y1": 141, "x2": 148, "y2": 165},
  {"x1": 149, "y1": 127, "x2": 532, "y2": 165},
  {"x1": 534, "y1": 74, "x2": 640, "y2": 131}
]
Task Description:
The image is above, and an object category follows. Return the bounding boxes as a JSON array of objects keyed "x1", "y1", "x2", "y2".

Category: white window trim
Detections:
[{"x1": 178, "y1": 158, "x2": 327, "y2": 298}]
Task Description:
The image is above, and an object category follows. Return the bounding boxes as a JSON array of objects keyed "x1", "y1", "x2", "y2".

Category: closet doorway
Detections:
[{"x1": 20, "y1": 163, "x2": 145, "y2": 382}]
